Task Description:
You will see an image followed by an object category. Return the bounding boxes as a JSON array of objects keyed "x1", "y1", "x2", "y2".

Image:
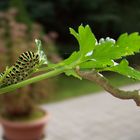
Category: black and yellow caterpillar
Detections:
[{"x1": 0, "y1": 51, "x2": 39, "y2": 87}]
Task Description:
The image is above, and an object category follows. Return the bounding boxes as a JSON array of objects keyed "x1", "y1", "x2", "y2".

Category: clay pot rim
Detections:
[{"x1": 0, "y1": 109, "x2": 50, "y2": 127}]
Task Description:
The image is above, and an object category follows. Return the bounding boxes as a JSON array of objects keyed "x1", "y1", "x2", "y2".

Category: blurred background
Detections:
[{"x1": 0, "y1": 0, "x2": 140, "y2": 103}]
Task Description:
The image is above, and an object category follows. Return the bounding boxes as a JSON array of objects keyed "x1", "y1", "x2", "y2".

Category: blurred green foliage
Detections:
[
  {"x1": 1, "y1": 0, "x2": 140, "y2": 40},
  {"x1": 9, "y1": 0, "x2": 32, "y2": 26},
  {"x1": 24, "y1": 0, "x2": 140, "y2": 42},
  {"x1": 26, "y1": 1, "x2": 140, "y2": 37}
]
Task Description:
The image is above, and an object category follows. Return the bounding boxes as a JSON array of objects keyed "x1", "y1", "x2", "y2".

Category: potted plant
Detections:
[{"x1": 1, "y1": 24, "x2": 140, "y2": 140}]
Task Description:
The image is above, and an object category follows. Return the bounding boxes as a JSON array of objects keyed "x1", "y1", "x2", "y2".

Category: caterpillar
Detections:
[{"x1": 0, "y1": 51, "x2": 39, "y2": 88}]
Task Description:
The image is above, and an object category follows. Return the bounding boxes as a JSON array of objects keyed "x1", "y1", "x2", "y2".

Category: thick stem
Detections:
[{"x1": 76, "y1": 69, "x2": 140, "y2": 106}]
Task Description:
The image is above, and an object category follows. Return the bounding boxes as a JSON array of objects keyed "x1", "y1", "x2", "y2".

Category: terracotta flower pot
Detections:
[{"x1": 0, "y1": 109, "x2": 49, "y2": 140}]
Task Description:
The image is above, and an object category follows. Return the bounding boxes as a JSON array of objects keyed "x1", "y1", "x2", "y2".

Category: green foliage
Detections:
[
  {"x1": 10, "y1": 0, "x2": 32, "y2": 26},
  {"x1": 1, "y1": 24, "x2": 140, "y2": 94},
  {"x1": 70, "y1": 25, "x2": 96, "y2": 57},
  {"x1": 35, "y1": 39, "x2": 48, "y2": 65},
  {"x1": 79, "y1": 32, "x2": 140, "y2": 69},
  {"x1": 49, "y1": 25, "x2": 140, "y2": 81},
  {"x1": 104, "y1": 59, "x2": 140, "y2": 80},
  {"x1": 63, "y1": 25, "x2": 96, "y2": 65},
  {"x1": 67, "y1": 25, "x2": 140, "y2": 80},
  {"x1": 116, "y1": 33, "x2": 140, "y2": 55},
  {"x1": 2, "y1": 0, "x2": 140, "y2": 42},
  {"x1": 65, "y1": 69, "x2": 82, "y2": 80}
]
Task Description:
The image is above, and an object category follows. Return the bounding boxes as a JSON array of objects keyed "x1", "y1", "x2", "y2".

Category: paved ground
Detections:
[
  {"x1": 43, "y1": 83, "x2": 140, "y2": 140},
  {"x1": 1, "y1": 84, "x2": 140, "y2": 140}
]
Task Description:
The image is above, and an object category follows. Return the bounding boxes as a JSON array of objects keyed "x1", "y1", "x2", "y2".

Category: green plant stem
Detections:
[
  {"x1": 37, "y1": 65, "x2": 55, "y2": 72},
  {"x1": 0, "y1": 66, "x2": 66, "y2": 94}
]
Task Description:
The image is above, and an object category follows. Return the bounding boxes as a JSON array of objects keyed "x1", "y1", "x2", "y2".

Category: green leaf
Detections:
[
  {"x1": 116, "y1": 32, "x2": 140, "y2": 55},
  {"x1": 80, "y1": 59, "x2": 114, "y2": 69},
  {"x1": 88, "y1": 32, "x2": 140, "y2": 70},
  {"x1": 35, "y1": 39, "x2": 48, "y2": 65},
  {"x1": 92, "y1": 38, "x2": 123, "y2": 60},
  {"x1": 48, "y1": 51, "x2": 81, "y2": 70},
  {"x1": 65, "y1": 69, "x2": 82, "y2": 80},
  {"x1": 70, "y1": 25, "x2": 96, "y2": 57},
  {"x1": 105, "y1": 59, "x2": 140, "y2": 80},
  {"x1": 69, "y1": 28, "x2": 79, "y2": 41},
  {"x1": 62, "y1": 51, "x2": 80, "y2": 65}
]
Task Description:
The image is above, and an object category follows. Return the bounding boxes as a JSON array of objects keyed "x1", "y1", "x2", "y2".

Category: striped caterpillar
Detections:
[{"x1": 0, "y1": 51, "x2": 39, "y2": 88}]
